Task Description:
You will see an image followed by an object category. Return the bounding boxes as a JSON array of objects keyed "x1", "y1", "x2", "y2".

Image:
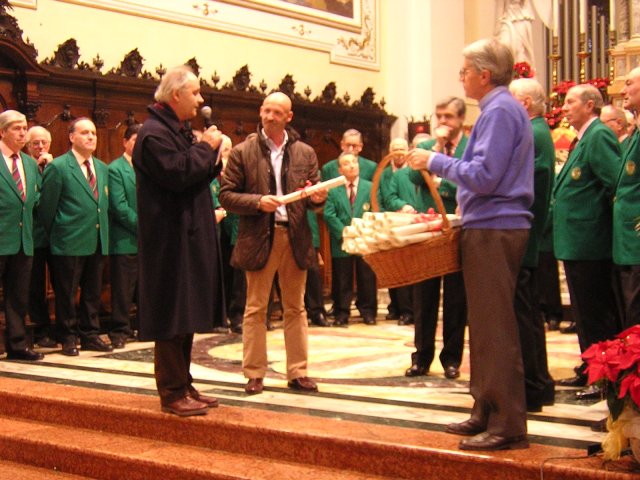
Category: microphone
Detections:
[{"x1": 201, "y1": 106, "x2": 214, "y2": 128}]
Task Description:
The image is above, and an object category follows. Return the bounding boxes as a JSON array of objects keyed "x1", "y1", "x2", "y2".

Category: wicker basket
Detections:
[{"x1": 363, "y1": 152, "x2": 461, "y2": 288}]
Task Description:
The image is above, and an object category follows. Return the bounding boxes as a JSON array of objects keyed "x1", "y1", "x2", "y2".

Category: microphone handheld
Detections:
[{"x1": 201, "y1": 106, "x2": 214, "y2": 128}]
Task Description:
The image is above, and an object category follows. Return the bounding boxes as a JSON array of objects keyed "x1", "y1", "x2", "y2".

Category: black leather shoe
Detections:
[
  {"x1": 363, "y1": 315, "x2": 377, "y2": 325},
  {"x1": 405, "y1": 364, "x2": 428, "y2": 377},
  {"x1": 445, "y1": 419, "x2": 486, "y2": 436},
  {"x1": 310, "y1": 313, "x2": 330, "y2": 327},
  {"x1": 397, "y1": 314, "x2": 414, "y2": 325},
  {"x1": 287, "y1": 376, "x2": 318, "y2": 392},
  {"x1": 81, "y1": 337, "x2": 113, "y2": 352},
  {"x1": 526, "y1": 403, "x2": 543, "y2": 413},
  {"x1": 35, "y1": 336, "x2": 58, "y2": 348},
  {"x1": 459, "y1": 432, "x2": 529, "y2": 451},
  {"x1": 333, "y1": 317, "x2": 348, "y2": 327},
  {"x1": 444, "y1": 365, "x2": 460, "y2": 379},
  {"x1": 6, "y1": 348, "x2": 44, "y2": 361},
  {"x1": 547, "y1": 318, "x2": 560, "y2": 331},
  {"x1": 556, "y1": 374, "x2": 587, "y2": 387},
  {"x1": 110, "y1": 337, "x2": 126, "y2": 349},
  {"x1": 230, "y1": 324, "x2": 243, "y2": 334},
  {"x1": 385, "y1": 312, "x2": 400, "y2": 320},
  {"x1": 62, "y1": 342, "x2": 79, "y2": 356},
  {"x1": 326, "y1": 307, "x2": 336, "y2": 318},
  {"x1": 212, "y1": 326, "x2": 229, "y2": 334},
  {"x1": 560, "y1": 321, "x2": 577, "y2": 334},
  {"x1": 575, "y1": 384, "x2": 602, "y2": 400}
]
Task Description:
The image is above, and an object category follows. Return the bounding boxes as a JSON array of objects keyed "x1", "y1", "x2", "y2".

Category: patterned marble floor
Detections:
[{"x1": 0, "y1": 305, "x2": 608, "y2": 453}]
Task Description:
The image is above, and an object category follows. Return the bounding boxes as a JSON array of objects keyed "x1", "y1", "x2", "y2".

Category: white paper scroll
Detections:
[{"x1": 279, "y1": 175, "x2": 347, "y2": 204}]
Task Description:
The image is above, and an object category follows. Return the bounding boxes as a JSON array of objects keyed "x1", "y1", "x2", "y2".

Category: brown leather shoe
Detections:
[
  {"x1": 189, "y1": 389, "x2": 219, "y2": 408},
  {"x1": 445, "y1": 419, "x2": 486, "y2": 436},
  {"x1": 459, "y1": 432, "x2": 529, "y2": 451},
  {"x1": 245, "y1": 378, "x2": 264, "y2": 395},
  {"x1": 287, "y1": 376, "x2": 318, "y2": 392},
  {"x1": 161, "y1": 396, "x2": 208, "y2": 417}
]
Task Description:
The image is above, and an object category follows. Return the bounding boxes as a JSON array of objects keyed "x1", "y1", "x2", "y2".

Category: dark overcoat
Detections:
[{"x1": 133, "y1": 103, "x2": 224, "y2": 341}]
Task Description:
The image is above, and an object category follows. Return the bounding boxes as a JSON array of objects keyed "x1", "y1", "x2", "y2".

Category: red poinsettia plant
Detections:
[
  {"x1": 513, "y1": 62, "x2": 534, "y2": 79},
  {"x1": 583, "y1": 325, "x2": 640, "y2": 421}
]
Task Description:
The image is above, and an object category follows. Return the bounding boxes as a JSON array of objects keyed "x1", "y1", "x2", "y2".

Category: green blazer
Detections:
[
  {"x1": 0, "y1": 151, "x2": 39, "y2": 256},
  {"x1": 379, "y1": 165, "x2": 409, "y2": 212},
  {"x1": 521, "y1": 116, "x2": 555, "y2": 267},
  {"x1": 307, "y1": 209, "x2": 320, "y2": 249},
  {"x1": 108, "y1": 155, "x2": 137, "y2": 255},
  {"x1": 613, "y1": 129, "x2": 640, "y2": 265},
  {"x1": 403, "y1": 136, "x2": 468, "y2": 214},
  {"x1": 39, "y1": 150, "x2": 110, "y2": 256},
  {"x1": 321, "y1": 155, "x2": 377, "y2": 182},
  {"x1": 386, "y1": 167, "x2": 418, "y2": 212},
  {"x1": 323, "y1": 178, "x2": 372, "y2": 258},
  {"x1": 552, "y1": 118, "x2": 621, "y2": 261},
  {"x1": 211, "y1": 178, "x2": 240, "y2": 245}
]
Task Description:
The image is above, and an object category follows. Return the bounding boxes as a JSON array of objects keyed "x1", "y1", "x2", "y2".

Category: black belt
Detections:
[{"x1": 275, "y1": 221, "x2": 289, "y2": 227}]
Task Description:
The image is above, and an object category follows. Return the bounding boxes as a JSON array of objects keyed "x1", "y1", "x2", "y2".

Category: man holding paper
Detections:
[{"x1": 219, "y1": 92, "x2": 327, "y2": 395}]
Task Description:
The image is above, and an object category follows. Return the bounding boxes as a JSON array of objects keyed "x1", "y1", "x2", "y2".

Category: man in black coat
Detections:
[{"x1": 133, "y1": 65, "x2": 224, "y2": 417}]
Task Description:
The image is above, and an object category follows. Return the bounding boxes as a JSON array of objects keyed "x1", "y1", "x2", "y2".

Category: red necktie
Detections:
[
  {"x1": 84, "y1": 160, "x2": 98, "y2": 200},
  {"x1": 349, "y1": 183, "x2": 356, "y2": 206},
  {"x1": 445, "y1": 142, "x2": 454, "y2": 156},
  {"x1": 11, "y1": 153, "x2": 25, "y2": 201},
  {"x1": 568, "y1": 137, "x2": 578, "y2": 154}
]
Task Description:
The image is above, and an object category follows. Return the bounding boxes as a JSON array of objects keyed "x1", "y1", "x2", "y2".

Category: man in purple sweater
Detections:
[{"x1": 407, "y1": 38, "x2": 534, "y2": 451}]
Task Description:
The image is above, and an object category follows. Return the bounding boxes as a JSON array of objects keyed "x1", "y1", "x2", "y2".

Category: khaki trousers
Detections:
[{"x1": 243, "y1": 226, "x2": 308, "y2": 380}]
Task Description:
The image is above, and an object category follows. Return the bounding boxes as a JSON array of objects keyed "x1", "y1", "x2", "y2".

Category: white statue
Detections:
[{"x1": 495, "y1": 0, "x2": 536, "y2": 67}]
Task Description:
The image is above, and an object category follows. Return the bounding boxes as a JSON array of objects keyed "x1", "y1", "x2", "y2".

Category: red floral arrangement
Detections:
[
  {"x1": 513, "y1": 62, "x2": 534, "y2": 79},
  {"x1": 552, "y1": 80, "x2": 577, "y2": 97},
  {"x1": 587, "y1": 76, "x2": 611, "y2": 91},
  {"x1": 583, "y1": 324, "x2": 640, "y2": 421}
]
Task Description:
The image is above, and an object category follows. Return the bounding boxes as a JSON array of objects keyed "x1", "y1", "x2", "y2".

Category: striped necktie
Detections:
[
  {"x1": 348, "y1": 183, "x2": 355, "y2": 206},
  {"x1": 11, "y1": 153, "x2": 25, "y2": 201},
  {"x1": 84, "y1": 160, "x2": 98, "y2": 200}
]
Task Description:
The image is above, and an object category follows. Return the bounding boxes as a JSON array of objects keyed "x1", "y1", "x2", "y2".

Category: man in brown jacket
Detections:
[{"x1": 219, "y1": 92, "x2": 327, "y2": 395}]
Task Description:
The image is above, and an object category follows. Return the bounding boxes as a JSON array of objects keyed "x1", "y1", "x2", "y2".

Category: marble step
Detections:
[
  {"x1": 0, "y1": 415, "x2": 393, "y2": 480},
  {"x1": 0, "y1": 377, "x2": 632, "y2": 480},
  {"x1": 0, "y1": 459, "x2": 92, "y2": 479}
]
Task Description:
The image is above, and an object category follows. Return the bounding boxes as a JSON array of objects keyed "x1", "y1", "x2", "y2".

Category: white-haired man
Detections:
[
  {"x1": 0, "y1": 110, "x2": 44, "y2": 361},
  {"x1": 407, "y1": 38, "x2": 534, "y2": 451},
  {"x1": 25, "y1": 125, "x2": 56, "y2": 348},
  {"x1": 134, "y1": 65, "x2": 224, "y2": 416}
]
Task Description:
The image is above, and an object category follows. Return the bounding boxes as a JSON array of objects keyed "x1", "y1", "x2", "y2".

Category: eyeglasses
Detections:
[
  {"x1": 29, "y1": 140, "x2": 50, "y2": 146},
  {"x1": 459, "y1": 68, "x2": 471, "y2": 78}
]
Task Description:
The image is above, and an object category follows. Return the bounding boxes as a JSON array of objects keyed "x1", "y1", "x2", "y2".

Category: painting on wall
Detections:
[
  {"x1": 53, "y1": 0, "x2": 378, "y2": 70},
  {"x1": 218, "y1": 0, "x2": 360, "y2": 31}
]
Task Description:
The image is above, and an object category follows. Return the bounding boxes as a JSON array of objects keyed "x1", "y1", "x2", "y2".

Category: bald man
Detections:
[
  {"x1": 220, "y1": 92, "x2": 328, "y2": 395},
  {"x1": 600, "y1": 104, "x2": 631, "y2": 151}
]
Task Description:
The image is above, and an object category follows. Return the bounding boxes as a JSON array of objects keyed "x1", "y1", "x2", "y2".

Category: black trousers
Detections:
[
  {"x1": 616, "y1": 264, "x2": 640, "y2": 329},
  {"x1": 0, "y1": 252, "x2": 33, "y2": 352},
  {"x1": 537, "y1": 251, "x2": 564, "y2": 322},
  {"x1": 51, "y1": 252, "x2": 103, "y2": 344},
  {"x1": 514, "y1": 267, "x2": 554, "y2": 408},
  {"x1": 28, "y1": 246, "x2": 54, "y2": 341},
  {"x1": 155, "y1": 334, "x2": 195, "y2": 405},
  {"x1": 331, "y1": 256, "x2": 377, "y2": 320},
  {"x1": 109, "y1": 254, "x2": 137, "y2": 339},
  {"x1": 228, "y1": 269, "x2": 246, "y2": 328},
  {"x1": 412, "y1": 271, "x2": 466, "y2": 370},
  {"x1": 304, "y1": 260, "x2": 326, "y2": 317},
  {"x1": 388, "y1": 286, "x2": 413, "y2": 317},
  {"x1": 563, "y1": 259, "x2": 620, "y2": 374}
]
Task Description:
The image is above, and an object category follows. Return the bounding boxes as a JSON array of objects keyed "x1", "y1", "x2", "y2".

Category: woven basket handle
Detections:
[{"x1": 370, "y1": 151, "x2": 451, "y2": 232}]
